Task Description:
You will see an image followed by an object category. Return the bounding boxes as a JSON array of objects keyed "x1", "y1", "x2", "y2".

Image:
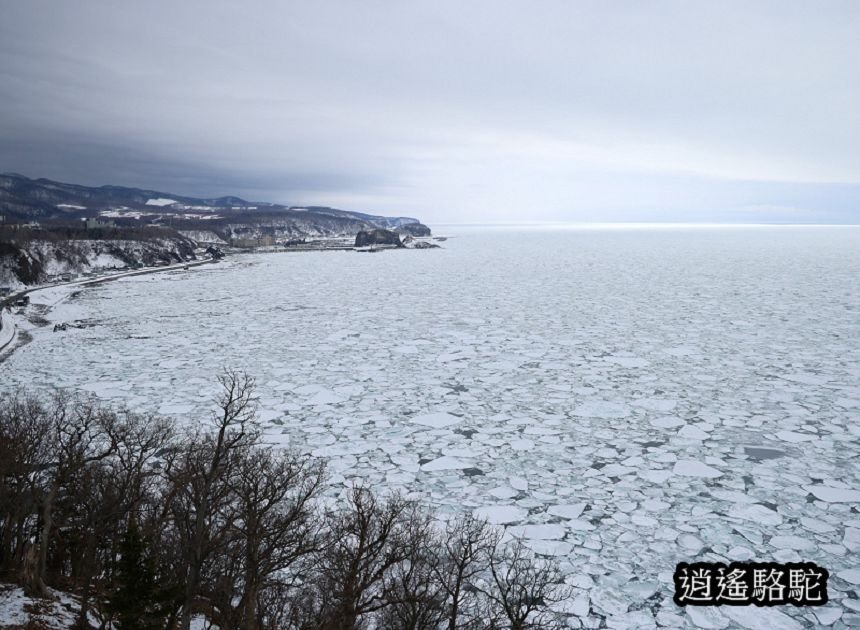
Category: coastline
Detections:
[
  {"x1": 0, "y1": 257, "x2": 219, "y2": 362},
  {"x1": 0, "y1": 236, "x2": 444, "y2": 363}
]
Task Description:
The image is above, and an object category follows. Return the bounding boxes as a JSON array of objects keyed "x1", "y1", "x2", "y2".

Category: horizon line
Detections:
[{"x1": 428, "y1": 221, "x2": 860, "y2": 228}]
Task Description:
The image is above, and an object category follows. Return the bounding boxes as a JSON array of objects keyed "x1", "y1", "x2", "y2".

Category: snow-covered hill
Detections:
[{"x1": 0, "y1": 174, "x2": 431, "y2": 239}]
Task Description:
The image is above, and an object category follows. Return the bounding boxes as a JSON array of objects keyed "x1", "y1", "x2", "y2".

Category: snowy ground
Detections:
[
  {"x1": 1, "y1": 226, "x2": 859, "y2": 629},
  {"x1": 0, "y1": 584, "x2": 89, "y2": 629},
  {"x1": 0, "y1": 583, "x2": 214, "y2": 629}
]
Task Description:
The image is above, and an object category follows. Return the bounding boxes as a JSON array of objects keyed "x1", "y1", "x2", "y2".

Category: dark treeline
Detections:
[
  {"x1": 0, "y1": 372, "x2": 570, "y2": 630},
  {"x1": 0, "y1": 224, "x2": 184, "y2": 243}
]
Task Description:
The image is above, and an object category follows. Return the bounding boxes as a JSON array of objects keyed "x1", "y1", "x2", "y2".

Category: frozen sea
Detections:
[{"x1": 3, "y1": 225, "x2": 860, "y2": 629}]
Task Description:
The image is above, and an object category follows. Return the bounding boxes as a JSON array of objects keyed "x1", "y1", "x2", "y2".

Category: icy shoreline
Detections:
[{"x1": 0, "y1": 258, "x2": 219, "y2": 363}]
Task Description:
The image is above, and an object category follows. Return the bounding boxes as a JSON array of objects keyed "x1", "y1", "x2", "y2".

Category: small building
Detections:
[
  {"x1": 14, "y1": 296, "x2": 29, "y2": 307},
  {"x1": 85, "y1": 217, "x2": 116, "y2": 230}
]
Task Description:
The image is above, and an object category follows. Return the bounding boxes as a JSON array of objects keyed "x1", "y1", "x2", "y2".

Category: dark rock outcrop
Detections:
[
  {"x1": 0, "y1": 241, "x2": 42, "y2": 284},
  {"x1": 205, "y1": 245, "x2": 225, "y2": 259},
  {"x1": 400, "y1": 223, "x2": 432, "y2": 237},
  {"x1": 354, "y1": 229, "x2": 403, "y2": 248}
]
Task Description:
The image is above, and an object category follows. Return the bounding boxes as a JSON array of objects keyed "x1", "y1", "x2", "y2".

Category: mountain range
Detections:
[{"x1": 0, "y1": 173, "x2": 430, "y2": 236}]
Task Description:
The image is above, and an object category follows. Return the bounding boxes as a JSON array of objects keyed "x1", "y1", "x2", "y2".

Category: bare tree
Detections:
[
  {"x1": 30, "y1": 393, "x2": 120, "y2": 598},
  {"x1": 112, "y1": 410, "x2": 175, "y2": 514},
  {"x1": 377, "y1": 520, "x2": 447, "y2": 630},
  {"x1": 222, "y1": 446, "x2": 326, "y2": 629},
  {"x1": 300, "y1": 485, "x2": 427, "y2": 630},
  {"x1": 66, "y1": 410, "x2": 174, "y2": 628},
  {"x1": 257, "y1": 580, "x2": 298, "y2": 630},
  {"x1": 0, "y1": 394, "x2": 53, "y2": 579},
  {"x1": 167, "y1": 370, "x2": 261, "y2": 630},
  {"x1": 479, "y1": 539, "x2": 569, "y2": 630},
  {"x1": 428, "y1": 514, "x2": 499, "y2": 630}
]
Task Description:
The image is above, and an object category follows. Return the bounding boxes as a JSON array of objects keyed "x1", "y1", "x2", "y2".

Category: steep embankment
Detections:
[
  {"x1": 0, "y1": 308, "x2": 14, "y2": 351},
  {"x1": 0, "y1": 237, "x2": 196, "y2": 288}
]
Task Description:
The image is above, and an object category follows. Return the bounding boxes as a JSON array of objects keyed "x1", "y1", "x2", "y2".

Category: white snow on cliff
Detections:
[{"x1": 0, "y1": 239, "x2": 194, "y2": 289}]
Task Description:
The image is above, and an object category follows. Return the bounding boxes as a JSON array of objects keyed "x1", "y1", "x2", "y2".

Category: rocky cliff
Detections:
[
  {"x1": 0, "y1": 237, "x2": 196, "y2": 288},
  {"x1": 354, "y1": 229, "x2": 404, "y2": 248}
]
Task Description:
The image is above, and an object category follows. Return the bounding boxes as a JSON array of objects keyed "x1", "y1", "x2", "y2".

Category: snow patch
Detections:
[{"x1": 146, "y1": 197, "x2": 178, "y2": 206}]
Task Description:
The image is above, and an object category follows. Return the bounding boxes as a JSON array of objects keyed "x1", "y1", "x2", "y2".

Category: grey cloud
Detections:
[
  {"x1": 1, "y1": 1, "x2": 858, "y2": 222},
  {"x1": 0, "y1": 127, "x2": 393, "y2": 204}
]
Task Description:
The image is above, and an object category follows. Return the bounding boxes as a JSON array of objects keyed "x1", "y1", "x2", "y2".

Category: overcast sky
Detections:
[{"x1": 1, "y1": 1, "x2": 858, "y2": 223}]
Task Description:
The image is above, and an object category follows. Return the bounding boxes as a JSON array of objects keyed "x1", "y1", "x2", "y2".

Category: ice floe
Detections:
[
  {"x1": 3, "y1": 227, "x2": 860, "y2": 627},
  {"x1": 420, "y1": 455, "x2": 472, "y2": 471},
  {"x1": 473, "y1": 505, "x2": 528, "y2": 525},
  {"x1": 412, "y1": 411, "x2": 461, "y2": 428},
  {"x1": 672, "y1": 459, "x2": 723, "y2": 478},
  {"x1": 803, "y1": 485, "x2": 860, "y2": 503}
]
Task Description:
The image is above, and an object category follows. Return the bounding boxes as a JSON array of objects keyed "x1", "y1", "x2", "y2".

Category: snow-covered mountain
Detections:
[{"x1": 0, "y1": 173, "x2": 431, "y2": 238}]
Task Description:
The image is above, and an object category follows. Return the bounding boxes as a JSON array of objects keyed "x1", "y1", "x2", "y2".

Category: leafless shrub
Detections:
[{"x1": 0, "y1": 374, "x2": 574, "y2": 630}]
